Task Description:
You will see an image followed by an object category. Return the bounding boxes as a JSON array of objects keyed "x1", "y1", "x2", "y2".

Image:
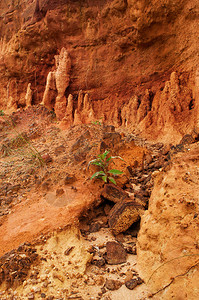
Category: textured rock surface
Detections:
[
  {"x1": 62, "y1": 94, "x2": 74, "y2": 127},
  {"x1": 108, "y1": 198, "x2": 144, "y2": 235},
  {"x1": 125, "y1": 277, "x2": 143, "y2": 290},
  {"x1": 137, "y1": 143, "x2": 199, "y2": 299},
  {"x1": 121, "y1": 71, "x2": 196, "y2": 142},
  {"x1": 0, "y1": 244, "x2": 38, "y2": 288},
  {"x1": 25, "y1": 83, "x2": 33, "y2": 108},
  {"x1": 41, "y1": 71, "x2": 56, "y2": 110},
  {"x1": 73, "y1": 92, "x2": 95, "y2": 126},
  {"x1": 41, "y1": 47, "x2": 71, "y2": 119},
  {"x1": 101, "y1": 184, "x2": 129, "y2": 203},
  {"x1": 105, "y1": 241, "x2": 127, "y2": 265},
  {"x1": 54, "y1": 48, "x2": 71, "y2": 120},
  {"x1": 105, "y1": 278, "x2": 123, "y2": 290}
]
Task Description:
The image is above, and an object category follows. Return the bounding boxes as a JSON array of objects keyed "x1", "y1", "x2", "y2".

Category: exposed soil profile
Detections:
[{"x1": 0, "y1": 0, "x2": 199, "y2": 299}]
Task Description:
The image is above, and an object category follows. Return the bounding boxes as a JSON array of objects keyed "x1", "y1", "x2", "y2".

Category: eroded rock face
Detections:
[
  {"x1": 137, "y1": 143, "x2": 199, "y2": 299},
  {"x1": 121, "y1": 71, "x2": 196, "y2": 143},
  {"x1": 41, "y1": 71, "x2": 56, "y2": 110},
  {"x1": 54, "y1": 48, "x2": 71, "y2": 120},
  {"x1": 121, "y1": 96, "x2": 139, "y2": 127},
  {"x1": 62, "y1": 94, "x2": 74, "y2": 127},
  {"x1": 195, "y1": 68, "x2": 199, "y2": 125},
  {"x1": 0, "y1": 1, "x2": 198, "y2": 133},
  {"x1": 73, "y1": 92, "x2": 95, "y2": 126},
  {"x1": 41, "y1": 47, "x2": 71, "y2": 119},
  {"x1": 25, "y1": 83, "x2": 32, "y2": 108}
]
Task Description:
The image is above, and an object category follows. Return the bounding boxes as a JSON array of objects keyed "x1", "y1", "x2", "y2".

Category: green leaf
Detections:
[
  {"x1": 108, "y1": 177, "x2": 117, "y2": 185},
  {"x1": 91, "y1": 161, "x2": 103, "y2": 167},
  {"x1": 90, "y1": 171, "x2": 105, "y2": 180},
  {"x1": 0, "y1": 110, "x2": 4, "y2": 116},
  {"x1": 108, "y1": 169, "x2": 123, "y2": 175},
  {"x1": 102, "y1": 175, "x2": 107, "y2": 183},
  {"x1": 88, "y1": 158, "x2": 98, "y2": 166},
  {"x1": 88, "y1": 158, "x2": 103, "y2": 169},
  {"x1": 101, "y1": 150, "x2": 110, "y2": 160},
  {"x1": 106, "y1": 157, "x2": 112, "y2": 162},
  {"x1": 92, "y1": 120, "x2": 102, "y2": 125}
]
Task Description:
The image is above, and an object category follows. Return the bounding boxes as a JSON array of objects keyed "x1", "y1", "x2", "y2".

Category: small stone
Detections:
[
  {"x1": 40, "y1": 275, "x2": 47, "y2": 281},
  {"x1": 53, "y1": 271, "x2": 64, "y2": 282},
  {"x1": 32, "y1": 286, "x2": 41, "y2": 293},
  {"x1": 23, "y1": 280, "x2": 27, "y2": 287},
  {"x1": 161, "y1": 144, "x2": 171, "y2": 155},
  {"x1": 95, "y1": 276, "x2": 105, "y2": 286},
  {"x1": 42, "y1": 281, "x2": 48, "y2": 288},
  {"x1": 56, "y1": 188, "x2": 65, "y2": 196},
  {"x1": 102, "y1": 132, "x2": 121, "y2": 148},
  {"x1": 105, "y1": 241, "x2": 127, "y2": 265},
  {"x1": 105, "y1": 279, "x2": 122, "y2": 290},
  {"x1": 64, "y1": 246, "x2": 75, "y2": 256},
  {"x1": 42, "y1": 154, "x2": 52, "y2": 163},
  {"x1": 27, "y1": 293, "x2": 35, "y2": 300},
  {"x1": 180, "y1": 134, "x2": 195, "y2": 145},
  {"x1": 125, "y1": 277, "x2": 143, "y2": 290},
  {"x1": 54, "y1": 145, "x2": 65, "y2": 156},
  {"x1": 125, "y1": 244, "x2": 137, "y2": 255},
  {"x1": 91, "y1": 256, "x2": 105, "y2": 267},
  {"x1": 89, "y1": 222, "x2": 101, "y2": 233},
  {"x1": 136, "y1": 276, "x2": 144, "y2": 285},
  {"x1": 115, "y1": 233, "x2": 125, "y2": 243},
  {"x1": 125, "y1": 271, "x2": 134, "y2": 282},
  {"x1": 125, "y1": 279, "x2": 138, "y2": 290},
  {"x1": 101, "y1": 286, "x2": 106, "y2": 294},
  {"x1": 31, "y1": 279, "x2": 38, "y2": 285},
  {"x1": 64, "y1": 174, "x2": 77, "y2": 185}
]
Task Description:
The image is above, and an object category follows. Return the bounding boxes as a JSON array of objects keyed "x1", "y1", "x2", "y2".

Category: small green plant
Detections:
[
  {"x1": 91, "y1": 118, "x2": 103, "y2": 126},
  {"x1": 89, "y1": 150, "x2": 124, "y2": 185}
]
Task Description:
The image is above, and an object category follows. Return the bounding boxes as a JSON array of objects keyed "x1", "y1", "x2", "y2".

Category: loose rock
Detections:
[
  {"x1": 108, "y1": 198, "x2": 144, "y2": 235},
  {"x1": 105, "y1": 241, "x2": 127, "y2": 265},
  {"x1": 101, "y1": 184, "x2": 129, "y2": 203},
  {"x1": 105, "y1": 279, "x2": 123, "y2": 290},
  {"x1": 125, "y1": 277, "x2": 144, "y2": 290}
]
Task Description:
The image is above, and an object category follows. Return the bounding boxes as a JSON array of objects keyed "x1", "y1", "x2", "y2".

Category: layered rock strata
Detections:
[{"x1": 0, "y1": 0, "x2": 198, "y2": 142}]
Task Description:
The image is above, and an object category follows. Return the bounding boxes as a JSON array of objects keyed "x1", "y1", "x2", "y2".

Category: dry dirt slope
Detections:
[{"x1": 0, "y1": 106, "x2": 151, "y2": 299}]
